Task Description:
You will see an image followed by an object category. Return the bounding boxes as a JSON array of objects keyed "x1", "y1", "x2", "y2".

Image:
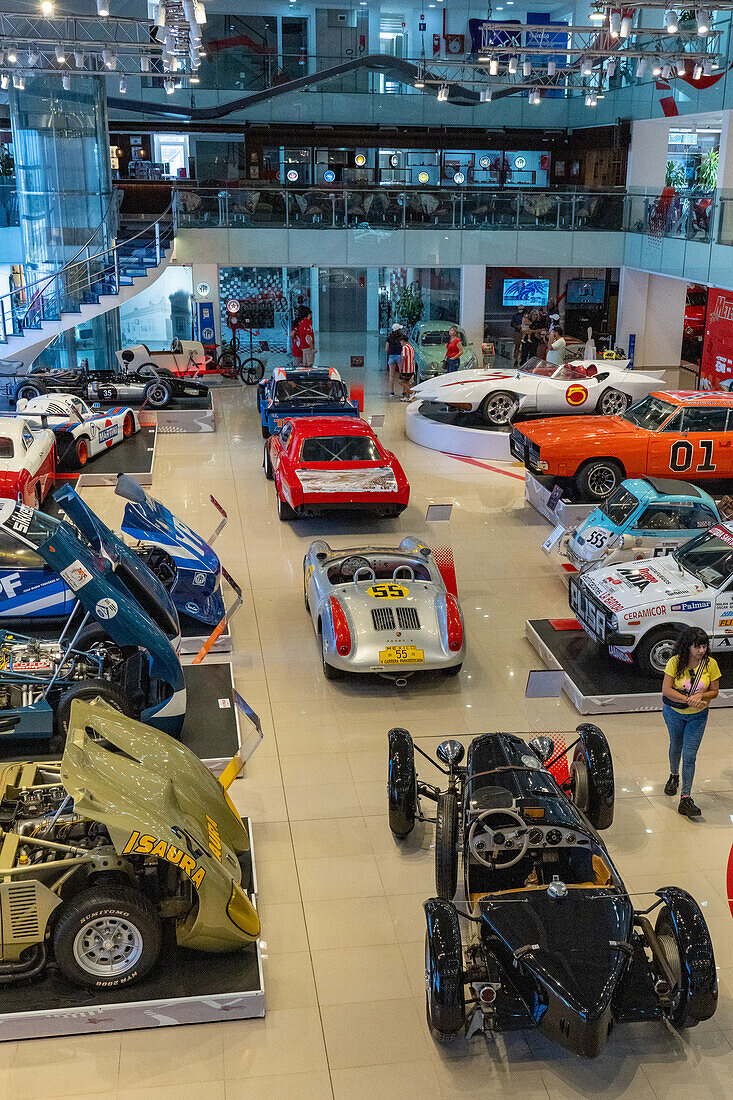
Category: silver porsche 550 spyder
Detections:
[{"x1": 303, "y1": 538, "x2": 465, "y2": 683}]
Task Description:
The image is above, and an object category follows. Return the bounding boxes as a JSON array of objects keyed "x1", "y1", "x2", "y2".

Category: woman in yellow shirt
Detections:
[{"x1": 662, "y1": 627, "x2": 720, "y2": 818}]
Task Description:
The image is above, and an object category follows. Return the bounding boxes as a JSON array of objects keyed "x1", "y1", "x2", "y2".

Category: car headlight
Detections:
[
  {"x1": 227, "y1": 882, "x2": 260, "y2": 937},
  {"x1": 609, "y1": 613, "x2": 619, "y2": 632}
]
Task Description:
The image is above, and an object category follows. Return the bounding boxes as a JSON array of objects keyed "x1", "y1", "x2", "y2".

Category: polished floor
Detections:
[{"x1": 15, "y1": 351, "x2": 733, "y2": 1099}]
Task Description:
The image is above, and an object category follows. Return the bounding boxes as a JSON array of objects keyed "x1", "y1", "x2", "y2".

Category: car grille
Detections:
[
  {"x1": 4, "y1": 883, "x2": 41, "y2": 941},
  {"x1": 372, "y1": 607, "x2": 396, "y2": 631},
  {"x1": 396, "y1": 606, "x2": 420, "y2": 630}
]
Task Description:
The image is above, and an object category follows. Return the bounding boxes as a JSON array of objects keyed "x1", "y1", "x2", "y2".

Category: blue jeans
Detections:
[
  {"x1": 445, "y1": 357, "x2": 460, "y2": 373},
  {"x1": 662, "y1": 702, "x2": 709, "y2": 796}
]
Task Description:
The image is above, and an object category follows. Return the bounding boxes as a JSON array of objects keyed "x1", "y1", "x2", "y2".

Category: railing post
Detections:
[
  {"x1": 515, "y1": 193, "x2": 520, "y2": 229},
  {"x1": 571, "y1": 194, "x2": 577, "y2": 229},
  {"x1": 285, "y1": 191, "x2": 290, "y2": 228},
  {"x1": 344, "y1": 189, "x2": 348, "y2": 228},
  {"x1": 155, "y1": 219, "x2": 160, "y2": 265},
  {"x1": 459, "y1": 191, "x2": 464, "y2": 228},
  {"x1": 114, "y1": 245, "x2": 120, "y2": 294}
]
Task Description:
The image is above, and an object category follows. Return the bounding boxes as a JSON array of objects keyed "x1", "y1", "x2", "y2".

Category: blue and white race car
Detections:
[
  {"x1": 544, "y1": 476, "x2": 724, "y2": 574},
  {"x1": 257, "y1": 367, "x2": 359, "y2": 439},
  {"x1": 16, "y1": 393, "x2": 139, "y2": 469}
]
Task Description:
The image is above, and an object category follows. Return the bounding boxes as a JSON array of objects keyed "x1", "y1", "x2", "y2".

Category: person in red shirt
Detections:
[
  {"x1": 445, "y1": 326, "x2": 463, "y2": 373},
  {"x1": 398, "y1": 335, "x2": 416, "y2": 400},
  {"x1": 290, "y1": 315, "x2": 302, "y2": 364},
  {"x1": 298, "y1": 308, "x2": 316, "y2": 367}
]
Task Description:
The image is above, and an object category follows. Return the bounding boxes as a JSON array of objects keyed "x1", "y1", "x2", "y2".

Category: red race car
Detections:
[
  {"x1": 264, "y1": 415, "x2": 410, "y2": 521},
  {"x1": 0, "y1": 416, "x2": 55, "y2": 506}
]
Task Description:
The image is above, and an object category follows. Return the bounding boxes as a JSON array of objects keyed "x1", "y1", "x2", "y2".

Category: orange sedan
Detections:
[{"x1": 510, "y1": 391, "x2": 733, "y2": 501}]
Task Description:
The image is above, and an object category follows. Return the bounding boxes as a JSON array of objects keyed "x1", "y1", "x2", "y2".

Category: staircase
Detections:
[{"x1": 0, "y1": 200, "x2": 174, "y2": 371}]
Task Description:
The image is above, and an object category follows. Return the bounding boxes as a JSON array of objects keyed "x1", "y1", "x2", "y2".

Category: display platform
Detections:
[
  {"x1": 61, "y1": 425, "x2": 156, "y2": 487},
  {"x1": 525, "y1": 617, "x2": 733, "y2": 714},
  {"x1": 0, "y1": 661, "x2": 241, "y2": 767},
  {"x1": 138, "y1": 390, "x2": 215, "y2": 434},
  {"x1": 0, "y1": 818, "x2": 263, "y2": 1041},
  {"x1": 524, "y1": 472, "x2": 597, "y2": 527},
  {"x1": 405, "y1": 401, "x2": 511, "y2": 459},
  {"x1": 179, "y1": 600, "x2": 232, "y2": 655}
]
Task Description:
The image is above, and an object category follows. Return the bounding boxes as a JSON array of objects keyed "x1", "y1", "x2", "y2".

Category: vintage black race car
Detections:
[
  {"x1": 387, "y1": 725, "x2": 717, "y2": 1058},
  {"x1": 1, "y1": 360, "x2": 207, "y2": 410}
]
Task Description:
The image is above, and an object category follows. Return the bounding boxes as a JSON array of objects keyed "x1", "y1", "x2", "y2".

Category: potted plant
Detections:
[
  {"x1": 665, "y1": 160, "x2": 686, "y2": 187},
  {"x1": 695, "y1": 148, "x2": 719, "y2": 192},
  {"x1": 394, "y1": 281, "x2": 424, "y2": 329}
]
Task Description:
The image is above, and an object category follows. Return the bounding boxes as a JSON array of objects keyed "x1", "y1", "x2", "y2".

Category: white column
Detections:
[
  {"x1": 644, "y1": 274, "x2": 686, "y2": 368},
  {"x1": 616, "y1": 268, "x2": 649, "y2": 366},
  {"x1": 626, "y1": 118, "x2": 671, "y2": 191},
  {"x1": 459, "y1": 265, "x2": 486, "y2": 351},
  {"x1": 191, "y1": 263, "x2": 221, "y2": 344},
  {"x1": 366, "y1": 267, "x2": 379, "y2": 333}
]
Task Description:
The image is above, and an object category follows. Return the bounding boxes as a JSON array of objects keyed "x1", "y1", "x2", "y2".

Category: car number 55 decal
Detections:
[
  {"x1": 670, "y1": 438, "x2": 717, "y2": 473},
  {"x1": 368, "y1": 583, "x2": 409, "y2": 599}
]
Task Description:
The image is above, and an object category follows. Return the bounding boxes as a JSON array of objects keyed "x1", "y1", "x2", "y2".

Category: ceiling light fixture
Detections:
[
  {"x1": 489, "y1": 57, "x2": 498, "y2": 75},
  {"x1": 676, "y1": 57, "x2": 687, "y2": 75},
  {"x1": 12, "y1": 71, "x2": 25, "y2": 89},
  {"x1": 547, "y1": 59, "x2": 556, "y2": 76},
  {"x1": 194, "y1": 1, "x2": 207, "y2": 24},
  {"x1": 661, "y1": 62, "x2": 672, "y2": 77},
  {"x1": 697, "y1": 8, "x2": 710, "y2": 34},
  {"x1": 581, "y1": 55, "x2": 593, "y2": 75},
  {"x1": 703, "y1": 58, "x2": 712, "y2": 75},
  {"x1": 652, "y1": 58, "x2": 662, "y2": 75},
  {"x1": 41, "y1": 0, "x2": 53, "y2": 14},
  {"x1": 523, "y1": 58, "x2": 532, "y2": 77},
  {"x1": 140, "y1": 54, "x2": 150, "y2": 72},
  {"x1": 665, "y1": 9, "x2": 678, "y2": 32},
  {"x1": 26, "y1": 49, "x2": 39, "y2": 67},
  {"x1": 437, "y1": 84, "x2": 449, "y2": 101},
  {"x1": 7, "y1": 46, "x2": 17, "y2": 64},
  {"x1": 609, "y1": 10, "x2": 621, "y2": 36},
  {"x1": 119, "y1": 75, "x2": 127, "y2": 93},
  {"x1": 96, "y1": 0, "x2": 109, "y2": 14},
  {"x1": 480, "y1": 88, "x2": 492, "y2": 102},
  {"x1": 693, "y1": 61, "x2": 703, "y2": 79},
  {"x1": 606, "y1": 57, "x2": 617, "y2": 77},
  {"x1": 55, "y1": 45, "x2": 66, "y2": 64},
  {"x1": 74, "y1": 50, "x2": 84, "y2": 67},
  {"x1": 62, "y1": 73, "x2": 71, "y2": 90},
  {"x1": 589, "y1": 6, "x2": 605, "y2": 20},
  {"x1": 636, "y1": 57, "x2": 647, "y2": 77},
  {"x1": 0, "y1": 75, "x2": 8, "y2": 90},
  {"x1": 164, "y1": 76, "x2": 175, "y2": 94},
  {"x1": 620, "y1": 14, "x2": 632, "y2": 36},
  {"x1": 154, "y1": 3, "x2": 166, "y2": 29},
  {"x1": 508, "y1": 55, "x2": 518, "y2": 74}
]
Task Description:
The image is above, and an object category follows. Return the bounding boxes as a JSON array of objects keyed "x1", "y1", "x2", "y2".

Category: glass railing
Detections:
[
  {"x1": 625, "y1": 189, "x2": 715, "y2": 243},
  {"x1": 173, "y1": 186, "x2": 627, "y2": 232},
  {"x1": 0, "y1": 182, "x2": 18, "y2": 228}
]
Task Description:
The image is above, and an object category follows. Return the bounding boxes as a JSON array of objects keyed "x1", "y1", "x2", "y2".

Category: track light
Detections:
[
  {"x1": 697, "y1": 8, "x2": 710, "y2": 34},
  {"x1": 62, "y1": 73, "x2": 70, "y2": 90},
  {"x1": 665, "y1": 9, "x2": 678, "y2": 32},
  {"x1": 581, "y1": 56, "x2": 593, "y2": 76},
  {"x1": 0, "y1": 75, "x2": 8, "y2": 90},
  {"x1": 661, "y1": 62, "x2": 672, "y2": 77},
  {"x1": 547, "y1": 59, "x2": 556, "y2": 76},
  {"x1": 55, "y1": 45, "x2": 66, "y2": 64},
  {"x1": 676, "y1": 58, "x2": 687, "y2": 75},
  {"x1": 523, "y1": 59, "x2": 532, "y2": 77},
  {"x1": 480, "y1": 88, "x2": 492, "y2": 102},
  {"x1": 26, "y1": 50, "x2": 39, "y2": 67},
  {"x1": 606, "y1": 58, "x2": 616, "y2": 77},
  {"x1": 489, "y1": 57, "x2": 498, "y2": 75},
  {"x1": 414, "y1": 77, "x2": 424, "y2": 88},
  {"x1": 609, "y1": 11, "x2": 621, "y2": 36},
  {"x1": 190, "y1": 74, "x2": 200, "y2": 83},
  {"x1": 102, "y1": 48, "x2": 116, "y2": 69},
  {"x1": 140, "y1": 54, "x2": 150, "y2": 72},
  {"x1": 703, "y1": 58, "x2": 712, "y2": 75},
  {"x1": 636, "y1": 57, "x2": 647, "y2": 78},
  {"x1": 96, "y1": 0, "x2": 109, "y2": 14},
  {"x1": 41, "y1": 0, "x2": 53, "y2": 13},
  {"x1": 508, "y1": 56, "x2": 518, "y2": 74},
  {"x1": 530, "y1": 88, "x2": 541, "y2": 105},
  {"x1": 164, "y1": 77, "x2": 175, "y2": 94},
  {"x1": 118, "y1": 76, "x2": 127, "y2": 93},
  {"x1": 194, "y1": 1, "x2": 207, "y2": 24},
  {"x1": 589, "y1": 6, "x2": 605, "y2": 20},
  {"x1": 693, "y1": 61, "x2": 703, "y2": 79},
  {"x1": 7, "y1": 46, "x2": 17, "y2": 64},
  {"x1": 437, "y1": 84, "x2": 448, "y2": 101},
  {"x1": 652, "y1": 58, "x2": 662, "y2": 76},
  {"x1": 154, "y1": 3, "x2": 166, "y2": 28},
  {"x1": 12, "y1": 72, "x2": 25, "y2": 90},
  {"x1": 74, "y1": 51, "x2": 84, "y2": 68},
  {"x1": 620, "y1": 14, "x2": 632, "y2": 36}
]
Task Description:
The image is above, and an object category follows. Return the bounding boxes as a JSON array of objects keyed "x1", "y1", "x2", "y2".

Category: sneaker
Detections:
[
  {"x1": 678, "y1": 796, "x2": 702, "y2": 818},
  {"x1": 664, "y1": 773, "x2": 680, "y2": 796},
  {"x1": 400, "y1": 394, "x2": 408, "y2": 402},
  {"x1": 389, "y1": 392, "x2": 395, "y2": 397}
]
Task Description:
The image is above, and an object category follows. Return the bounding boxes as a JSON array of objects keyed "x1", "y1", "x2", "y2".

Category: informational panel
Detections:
[{"x1": 700, "y1": 288, "x2": 733, "y2": 389}]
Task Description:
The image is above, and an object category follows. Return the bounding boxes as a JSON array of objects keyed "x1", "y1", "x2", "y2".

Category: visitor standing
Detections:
[
  {"x1": 290, "y1": 312, "x2": 303, "y2": 364},
  {"x1": 661, "y1": 627, "x2": 720, "y2": 818},
  {"x1": 298, "y1": 308, "x2": 316, "y2": 367},
  {"x1": 546, "y1": 326, "x2": 566, "y2": 366},
  {"x1": 445, "y1": 326, "x2": 463, "y2": 373},
  {"x1": 385, "y1": 323, "x2": 403, "y2": 397},
  {"x1": 398, "y1": 334, "x2": 416, "y2": 400},
  {"x1": 511, "y1": 308, "x2": 525, "y2": 366}
]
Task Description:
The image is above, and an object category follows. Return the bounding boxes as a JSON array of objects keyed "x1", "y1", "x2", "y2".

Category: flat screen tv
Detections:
[{"x1": 503, "y1": 279, "x2": 549, "y2": 307}]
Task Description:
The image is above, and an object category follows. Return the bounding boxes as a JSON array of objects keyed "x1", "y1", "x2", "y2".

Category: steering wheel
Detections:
[
  {"x1": 341, "y1": 555, "x2": 372, "y2": 580},
  {"x1": 393, "y1": 564, "x2": 415, "y2": 581},
  {"x1": 353, "y1": 565, "x2": 376, "y2": 585},
  {"x1": 468, "y1": 808, "x2": 529, "y2": 869}
]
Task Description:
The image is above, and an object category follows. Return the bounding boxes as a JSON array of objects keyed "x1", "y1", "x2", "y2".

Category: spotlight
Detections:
[
  {"x1": 12, "y1": 72, "x2": 25, "y2": 90},
  {"x1": 609, "y1": 10, "x2": 621, "y2": 36},
  {"x1": 26, "y1": 50, "x2": 39, "y2": 67},
  {"x1": 119, "y1": 75, "x2": 127, "y2": 93},
  {"x1": 697, "y1": 9, "x2": 710, "y2": 34},
  {"x1": 636, "y1": 57, "x2": 647, "y2": 77},
  {"x1": 489, "y1": 57, "x2": 498, "y2": 75},
  {"x1": 530, "y1": 87, "x2": 541, "y2": 104},
  {"x1": 589, "y1": 6, "x2": 605, "y2": 20},
  {"x1": 164, "y1": 76, "x2": 175, "y2": 94},
  {"x1": 703, "y1": 58, "x2": 712, "y2": 75},
  {"x1": 547, "y1": 59, "x2": 556, "y2": 76},
  {"x1": 523, "y1": 58, "x2": 532, "y2": 77},
  {"x1": 508, "y1": 56, "x2": 518, "y2": 74},
  {"x1": 676, "y1": 57, "x2": 687, "y2": 75},
  {"x1": 154, "y1": 3, "x2": 166, "y2": 29},
  {"x1": 652, "y1": 58, "x2": 662, "y2": 76},
  {"x1": 140, "y1": 55, "x2": 150, "y2": 72},
  {"x1": 190, "y1": 74, "x2": 200, "y2": 83},
  {"x1": 606, "y1": 57, "x2": 617, "y2": 77},
  {"x1": 589, "y1": 92, "x2": 597, "y2": 105},
  {"x1": 712, "y1": 58, "x2": 720, "y2": 68},
  {"x1": 437, "y1": 84, "x2": 448, "y2": 101},
  {"x1": 62, "y1": 73, "x2": 70, "y2": 90},
  {"x1": 96, "y1": 0, "x2": 109, "y2": 14},
  {"x1": 0, "y1": 52, "x2": 4, "y2": 65},
  {"x1": 7, "y1": 46, "x2": 17, "y2": 64},
  {"x1": 665, "y1": 9, "x2": 678, "y2": 32},
  {"x1": 414, "y1": 77, "x2": 424, "y2": 87},
  {"x1": 102, "y1": 48, "x2": 116, "y2": 69},
  {"x1": 74, "y1": 51, "x2": 84, "y2": 68},
  {"x1": 55, "y1": 45, "x2": 66, "y2": 64},
  {"x1": 661, "y1": 62, "x2": 672, "y2": 77},
  {"x1": 0, "y1": 74, "x2": 7, "y2": 90},
  {"x1": 480, "y1": 88, "x2": 492, "y2": 102},
  {"x1": 693, "y1": 61, "x2": 703, "y2": 79},
  {"x1": 41, "y1": 0, "x2": 53, "y2": 13},
  {"x1": 620, "y1": 14, "x2": 632, "y2": 36},
  {"x1": 194, "y1": 1, "x2": 207, "y2": 24},
  {"x1": 581, "y1": 56, "x2": 593, "y2": 75}
]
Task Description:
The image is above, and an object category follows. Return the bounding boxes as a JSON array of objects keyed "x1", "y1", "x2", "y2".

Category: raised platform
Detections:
[
  {"x1": 65, "y1": 424, "x2": 157, "y2": 487},
  {"x1": 0, "y1": 818, "x2": 263, "y2": 1040},
  {"x1": 524, "y1": 472, "x2": 597, "y2": 527},
  {"x1": 405, "y1": 401, "x2": 511, "y2": 459},
  {"x1": 525, "y1": 617, "x2": 733, "y2": 714},
  {"x1": 0, "y1": 661, "x2": 241, "y2": 767},
  {"x1": 179, "y1": 598, "x2": 232, "y2": 655},
  {"x1": 138, "y1": 391, "x2": 215, "y2": 434}
]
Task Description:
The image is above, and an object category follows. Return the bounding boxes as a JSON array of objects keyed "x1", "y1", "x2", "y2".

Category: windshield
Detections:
[
  {"x1": 421, "y1": 330, "x2": 465, "y2": 346},
  {"x1": 274, "y1": 380, "x2": 343, "y2": 403},
  {"x1": 300, "y1": 435, "x2": 381, "y2": 462},
  {"x1": 3, "y1": 504, "x2": 60, "y2": 549},
  {"x1": 687, "y1": 291, "x2": 707, "y2": 307},
  {"x1": 623, "y1": 395, "x2": 676, "y2": 431},
  {"x1": 600, "y1": 486, "x2": 639, "y2": 526},
  {"x1": 674, "y1": 526, "x2": 733, "y2": 587}
]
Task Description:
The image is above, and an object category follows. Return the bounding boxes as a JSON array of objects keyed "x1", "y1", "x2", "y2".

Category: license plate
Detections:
[
  {"x1": 379, "y1": 645, "x2": 425, "y2": 665},
  {"x1": 569, "y1": 581, "x2": 607, "y2": 643}
]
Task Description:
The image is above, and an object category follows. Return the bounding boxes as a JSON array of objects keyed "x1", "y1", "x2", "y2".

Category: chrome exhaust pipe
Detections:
[{"x1": 395, "y1": 677, "x2": 408, "y2": 688}]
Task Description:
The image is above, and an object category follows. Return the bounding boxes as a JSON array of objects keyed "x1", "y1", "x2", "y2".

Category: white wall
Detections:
[
  {"x1": 626, "y1": 118, "x2": 672, "y2": 191},
  {"x1": 617, "y1": 266, "x2": 686, "y2": 367}
]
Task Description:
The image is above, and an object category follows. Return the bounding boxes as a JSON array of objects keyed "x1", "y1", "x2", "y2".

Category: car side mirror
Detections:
[
  {"x1": 437, "y1": 739, "x2": 465, "y2": 767},
  {"x1": 528, "y1": 736, "x2": 555, "y2": 764}
]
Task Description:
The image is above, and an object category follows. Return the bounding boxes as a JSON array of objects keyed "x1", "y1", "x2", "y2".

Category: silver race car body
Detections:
[{"x1": 303, "y1": 537, "x2": 465, "y2": 681}]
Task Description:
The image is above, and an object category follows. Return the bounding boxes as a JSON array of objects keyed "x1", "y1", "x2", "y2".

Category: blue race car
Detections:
[
  {"x1": 116, "y1": 475, "x2": 225, "y2": 627},
  {"x1": 548, "y1": 476, "x2": 724, "y2": 574},
  {"x1": 0, "y1": 488, "x2": 185, "y2": 741},
  {"x1": 258, "y1": 367, "x2": 359, "y2": 439}
]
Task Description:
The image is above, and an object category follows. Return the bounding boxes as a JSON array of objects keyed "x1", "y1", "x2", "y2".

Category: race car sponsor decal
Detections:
[
  {"x1": 185, "y1": 601, "x2": 200, "y2": 615},
  {"x1": 623, "y1": 605, "x2": 667, "y2": 621},
  {"x1": 368, "y1": 583, "x2": 409, "y2": 599},
  {"x1": 98, "y1": 421, "x2": 119, "y2": 445},
  {"x1": 95, "y1": 597, "x2": 118, "y2": 619},
  {"x1": 719, "y1": 618, "x2": 733, "y2": 627},
  {"x1": 193, "y1": 572, "x2": 207, "y2": 586},
  {"x1": 206, "y1": 814, "x2": 222, "y2": 861},
  {"x1": 10, "y1": 658, "x2": 53, "y2": 671},
  {"x1": 0, "y1": 573, "x2": 22, "y2": 601},
  {"x1": 61, "y1": 560, "x2": 94, "y2": 591},
  {"x1": 669, "y1": 438, "x2": 717, "y2": 473},
  {"x1": 608, "y1": 645, "x2": 633, "y2": 662},
  {"x1": 670, "y1": 600, "x2": 711, "y2": 612},
  {"x1": 5, "y1": 504, "x2": 33, "y2": 536},
  {"x1": 615, "y1": 566, "x2": 659, "y2": 592},
  {"x1": 711, "y1": 525, "x2": 733, "y2": 548},
  {"x1": 565, "y1": 384, "x2": 588, "y2": 407},
  {"x1": 665, "y1": 588, "x2": 688, "y2": 597},
  {"x1": 580, "y1": 526, "x2": 610, "y2": 549},
  {"x1": 122, "y1": 831, "x2": 206, "y2": 888}
]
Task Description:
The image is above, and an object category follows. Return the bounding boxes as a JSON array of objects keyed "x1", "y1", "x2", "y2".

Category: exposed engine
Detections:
[
  {"x1": 0, "y1": 639, "x2": 104, "y2": 710},
  {"x1": 0, "y1": 782, "x2": 111, "y2": 867}
]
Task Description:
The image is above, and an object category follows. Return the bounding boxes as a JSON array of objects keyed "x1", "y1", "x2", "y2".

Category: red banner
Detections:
[{"x1": 700, "y1": 288, "x2": 733, "y2": 389}]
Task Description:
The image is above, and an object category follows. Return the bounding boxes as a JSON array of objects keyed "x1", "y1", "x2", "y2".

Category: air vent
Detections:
[
  {"x1": 396, "y1": 607, "x2": 420, "y2": 631},
  {"x1": 371, "y1": 607, "x2": 395, "y2": 631},
  {"x1": 7, "y1": 883, "x2": 41, "y2": 940}
]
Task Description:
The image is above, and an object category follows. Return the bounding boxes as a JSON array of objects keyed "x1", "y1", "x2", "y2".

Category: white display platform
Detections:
[
  {"x1": 138, "y1": 403, "x2": 215, "y2": 434},
  {"x1": 405, "y1": 401, "x2": 511, "y2": 459},
  {"x1": 524, "y1": 471, "x2": 597, "y2": 527}
]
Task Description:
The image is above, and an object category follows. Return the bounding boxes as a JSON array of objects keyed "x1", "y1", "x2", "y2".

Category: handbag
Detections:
[{"x1": 663, "y1": 661, "x2": 705, "y2": 707}]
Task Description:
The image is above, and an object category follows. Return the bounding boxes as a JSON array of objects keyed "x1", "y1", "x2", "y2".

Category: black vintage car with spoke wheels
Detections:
[{"x1": 387, "y1": 724, "x2": 717, "y2": 1058}]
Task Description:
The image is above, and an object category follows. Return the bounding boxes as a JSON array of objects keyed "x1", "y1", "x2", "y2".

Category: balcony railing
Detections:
[{"x1": 0, "y1": 183, "x2": 18, "y2": 228}]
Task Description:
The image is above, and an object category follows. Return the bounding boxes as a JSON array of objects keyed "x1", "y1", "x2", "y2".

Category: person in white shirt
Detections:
[
  {"x1": 546, "y1": 326, "x2": 566, "y2": 365},
  {"x1": 398, "y1": 336, "x2": 416, "y2": 400}
]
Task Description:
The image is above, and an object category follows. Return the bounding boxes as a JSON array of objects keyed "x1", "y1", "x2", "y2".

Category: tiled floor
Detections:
[{"x1": 15, "y1": 350, "x2": 733, "y2": 1099}]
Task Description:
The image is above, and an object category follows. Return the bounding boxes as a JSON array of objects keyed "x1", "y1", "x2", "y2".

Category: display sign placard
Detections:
[
  {"x1": 701, "y1": 288, "x2": 733, "y2": 389},
  {"x1": 525, "y1": 669, "x2": 565, "y2": 698},
  {"x1": 197, "y1": 301, "x2": 215, "y2": 344}
]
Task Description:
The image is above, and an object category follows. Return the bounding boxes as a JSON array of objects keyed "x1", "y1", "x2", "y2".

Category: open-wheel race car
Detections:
[
  {"x1": 0, "y1": 698, "x2": 259, "y2": 990},
  {"x1": 387, "y1": 725, "x2": 717, "y2": 1058},
  {"x1": 9, "y1": 359, "x2": 208, "y2": 411}
]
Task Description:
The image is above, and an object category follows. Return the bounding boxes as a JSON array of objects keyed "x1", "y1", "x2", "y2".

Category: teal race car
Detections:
[{"x1": 409, "y1": 322, "x2": 480, "y2": 381}]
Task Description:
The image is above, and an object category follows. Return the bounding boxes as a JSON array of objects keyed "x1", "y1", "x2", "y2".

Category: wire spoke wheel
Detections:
[{"x1": 73, "y1": 916, "x2": 144, "y2": 978}]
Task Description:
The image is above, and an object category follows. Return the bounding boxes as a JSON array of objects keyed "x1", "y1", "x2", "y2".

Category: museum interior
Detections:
[{"x1": 4, "y1": 0, "x2": 733, "y2": 1096}]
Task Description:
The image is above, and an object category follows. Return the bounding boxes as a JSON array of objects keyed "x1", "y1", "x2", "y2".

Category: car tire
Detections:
[
  {"x1": 143, "y1": 380, "x2": 172, "y2": 409},
  {"x1": 52, "y1": 884, "x2": 162, "y2": 990},
  {"x1": 122, "y1": 412, "x2": 135, "y2": 437},
  {"x1": 574, "y1": 458, "x2": 624, "y2": 501},
  {"x1": 138, "y1": 363, "x2": 174, "y2": 379},
  {"x1": 655, "y1": 889, "x2": 717, "y2": 1028},
  {"x1": 263, "y1": 445, "x2": 274, "y2": 480},
  {"x1": 387, "y1": 727, "x2": 417, "y2": 838},
  {"x1": 479, "y1": 391, "x2": 517, "y2": 427},
  {"x1": 635, "y1": 626, "x2": 684, "y2": 678},
  {"x1": 14, "y1": 381, "x2": 45, "y2": 403},
  {"x1": 261, "y1": 424, "x2": 270, "y2": 440},
  {"x1": 598, "y1": 388, "x2": 630, "y2": 416},
  {"x1": 54, "y1": 678, "x2": 132, "y2": 747},
  {"x1": 75, "y1": 437, "x2": 89, "y2": 467},
  {"x1": 322, "y1": 649, "x2": 344, "y2": 680},
  {"x1": 303, "y1": 557, "x2": 310, "y2": 610},
  {"x1": 435, "y1": 789, "x2": 459, "y2": 900},
  {"x1": 424, "y1": 898, "x2": 465, "y2": 1042},
  {"x1": 570, "y1": 723, "x2": 614, "y2": 830},
  {"x1": 239, "y1": 357, "x2": 266, "y2": 385},
  {"x1": 277, "y1": 493, "x2": 295, "y2": 521},
  {"x1": 443, "y1": 662, "x2": 462, "y2": 677}
]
